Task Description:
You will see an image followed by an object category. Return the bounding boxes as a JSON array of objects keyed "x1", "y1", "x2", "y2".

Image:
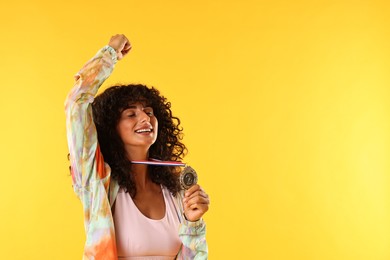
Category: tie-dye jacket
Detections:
[{"x1": 65, "y1": 46, "x2": 208, "y2": 260}]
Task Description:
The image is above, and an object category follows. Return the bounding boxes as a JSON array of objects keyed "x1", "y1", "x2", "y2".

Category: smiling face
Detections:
[{"x1": 116, "y1": 102, "x2": 158, "y2": 156}]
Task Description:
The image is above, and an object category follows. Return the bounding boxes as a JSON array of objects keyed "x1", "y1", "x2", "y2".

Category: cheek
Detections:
[
  {"x1": 117, "y1": 120, "x2": 133, "y2": 139},
  {"x1": 152, "y1": 117, "x2": 158, "y2": 135}
]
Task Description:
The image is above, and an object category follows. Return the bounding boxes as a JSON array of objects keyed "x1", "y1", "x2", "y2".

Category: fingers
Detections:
[
  {"x1": 108, "y1": 34, "x2": 132, "y2": 60},
  {"x1": 184, "y1": 193, "x2": 209, "y2": 207},
  {"x1": 118, "y1": 37, "x2": 132, "y2": 59},
  {"x1": 184, "y1": 190, "x2": 209, "y2": 202},
  {"x1": 121, "y1": 41, "x2": 132, "y2": 57},
  {"x1": 183, "y1": 201, "x2": 209, "y2": 222},
  {"x1": 183, "y1": 185, "x2": 210, "y2": 221},
  {"x1": 185, "y1": 185, "x2": 208, "y2": 200},
  {"x1": 184, "y1": 184, "x2": 202, "y2": 197},
  {"x1": 184, "y1": 185, "x2": 207, "y2": 203}
]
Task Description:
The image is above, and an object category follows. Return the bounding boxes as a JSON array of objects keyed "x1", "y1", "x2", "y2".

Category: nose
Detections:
[{"x1": 139, "y1": 110, "x2": 150, "y2": 123}]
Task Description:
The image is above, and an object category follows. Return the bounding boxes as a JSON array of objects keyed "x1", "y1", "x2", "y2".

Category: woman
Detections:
[{"x1": 65, "y1": 34, "x2": 209, "y2": 259}]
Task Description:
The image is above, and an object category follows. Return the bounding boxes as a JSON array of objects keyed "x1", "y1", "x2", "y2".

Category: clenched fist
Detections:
[{"x1": 108, "y1": 34, "x2": 132, "y2": 60}]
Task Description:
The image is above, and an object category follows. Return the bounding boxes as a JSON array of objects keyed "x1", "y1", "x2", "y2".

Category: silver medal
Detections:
[{"x1": 180, "y1": 166, "x2": 198, "y2": 190}]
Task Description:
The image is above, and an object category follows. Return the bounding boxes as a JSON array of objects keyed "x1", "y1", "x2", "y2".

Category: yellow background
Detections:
[{"x1": 0, "y1": 0, "x2": 389, "y2": 259}]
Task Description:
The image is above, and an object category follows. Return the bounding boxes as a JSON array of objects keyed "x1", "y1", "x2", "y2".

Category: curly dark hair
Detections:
[{"x1": 92, "y1": 84, "x2": 187, "y2": 197}]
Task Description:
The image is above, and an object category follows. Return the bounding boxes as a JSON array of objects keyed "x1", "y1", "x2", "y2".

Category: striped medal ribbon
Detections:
[{"x1": 130, "y1": 158, "x2": 186, "y2": 167}]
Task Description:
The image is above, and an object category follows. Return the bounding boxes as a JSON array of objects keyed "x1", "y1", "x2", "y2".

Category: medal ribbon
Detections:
[{"x1": 131, "y1": 158, "x2": 186, "y2": 167}]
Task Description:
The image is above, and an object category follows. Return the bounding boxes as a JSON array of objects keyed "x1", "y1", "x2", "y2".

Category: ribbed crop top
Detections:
[{"x1": 113, "y1": 186, "x2": 182, "y2": 259}]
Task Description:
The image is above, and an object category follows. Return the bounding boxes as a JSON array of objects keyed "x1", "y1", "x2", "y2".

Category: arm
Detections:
[
  {"x1": 65, "y1": 34, "x2": 131, "y2": 193},
  {"x1": 65, "y1": 46, "x2": 115, "y2": 192},
  {"x1": 177, "y1": 185, "x2": 210, "y2": 259}
]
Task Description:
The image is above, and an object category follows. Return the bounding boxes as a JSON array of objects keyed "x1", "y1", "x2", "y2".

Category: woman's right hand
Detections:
[{"x1": 108, "y1": 34, "x2": 132, "y2": 60}]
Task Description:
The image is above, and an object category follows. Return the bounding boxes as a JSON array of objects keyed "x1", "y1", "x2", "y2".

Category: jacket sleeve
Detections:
[
  {"x1": 65, "y1": 46, "x2": 116, "y2": 194},
  {"x1": 65, "y1": 47, "x2": 119, "y2": 259},
  {"x1": 176, "y1": 191, "x2": 208, "y2": 259}
]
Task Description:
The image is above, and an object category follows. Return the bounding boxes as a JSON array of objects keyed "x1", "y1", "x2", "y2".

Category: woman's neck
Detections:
[
  {"x1": 131, "y1": 163, "x2": 152, "y2": 190},
  {"x1": 125, "y1": 145, "x2": 149, "y2": 160},
  {"x1": 126, "y1": 149, "x2": 153, "y2": 191}
]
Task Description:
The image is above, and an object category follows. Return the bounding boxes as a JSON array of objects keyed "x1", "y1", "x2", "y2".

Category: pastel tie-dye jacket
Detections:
[{"x1": 65, "y1": 46, "x2": 208, "y2": 260}]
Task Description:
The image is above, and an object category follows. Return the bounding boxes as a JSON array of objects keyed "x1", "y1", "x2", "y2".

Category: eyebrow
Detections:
[{"x1": 124, "y1": 105, "x2": 153, "y2": 110}]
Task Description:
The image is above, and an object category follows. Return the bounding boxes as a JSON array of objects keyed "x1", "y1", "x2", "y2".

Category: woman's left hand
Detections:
[{"x1": 183, "y1": 184, "x2": 210, "y2": 222}]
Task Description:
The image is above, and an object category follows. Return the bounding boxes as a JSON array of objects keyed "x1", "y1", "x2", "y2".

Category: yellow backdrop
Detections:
[{"x1": 0, "y1": 0, "x2": 389, "y2": 259}]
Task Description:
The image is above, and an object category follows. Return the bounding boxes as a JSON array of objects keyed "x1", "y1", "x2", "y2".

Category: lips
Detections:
[
  {"x1": 135, "y1": 124, "x2": 153, "y2": 133},
  {"x1": 135, "y1": 128, "x2": 153, "y2": 133}
]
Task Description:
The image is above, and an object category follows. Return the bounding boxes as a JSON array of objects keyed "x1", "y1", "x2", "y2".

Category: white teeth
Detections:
[{"x1": 136, "y1": 129, "x2": 152, "y2": 133}]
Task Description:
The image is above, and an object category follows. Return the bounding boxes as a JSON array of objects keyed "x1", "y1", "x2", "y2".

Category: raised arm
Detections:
[{"x1": 65, "y1": 34, "x2": 131, "y2": 194}]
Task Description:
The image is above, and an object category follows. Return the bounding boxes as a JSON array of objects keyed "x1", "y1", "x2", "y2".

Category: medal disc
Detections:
[{"x1": 180, "y1": 166, "x2": 198, "y2": 190}]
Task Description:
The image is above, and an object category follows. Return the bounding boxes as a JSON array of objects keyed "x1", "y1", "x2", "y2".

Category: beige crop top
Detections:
[{"x1": 113, "y1": 186, "x2": 182, "y2": 259}]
